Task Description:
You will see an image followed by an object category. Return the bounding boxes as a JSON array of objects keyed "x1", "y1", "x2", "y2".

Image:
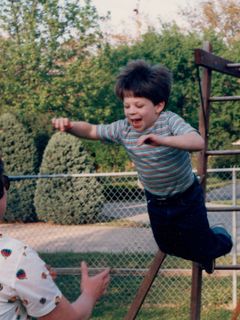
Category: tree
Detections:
[
  {"x1": 180, "y1": 0, "x2": 240, "y2": 45},
  {"x1": 34, "y1": 132, "x2": 105, "y2": 224},
  {"x1": 63, "y1": 22, "x2": 238, "y2": 171},
  {"x1": 0, "y1": 0, "x2": 107, "y2": 134},
  {"x1": 89, "y1": 23, "x2": 240, "y2": 169},
  {"x1": 1, "y1": 3, "x2": 239, "y2": 172},
  {"x1": 0, "y1": 113, "x2": 38, "y2": 221},
  {"x1": 0, "y1": 0, "x2": 109, "y2": 170}
]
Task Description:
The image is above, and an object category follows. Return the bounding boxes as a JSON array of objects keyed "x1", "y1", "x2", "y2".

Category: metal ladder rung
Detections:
[
  {"x1": 206, "y1": 150, "x2": 240, "y2": 156},
  {"x1": 216, "y1": 265, "x2": 240, "y2": 270},
  {"x1": 209, "y1": 96, "x2": 240, "y2": 102},
  {"x1": 227, "y1": 63, "x2": 240, "y2": 68},
  {"x1": 207, "y1": 206, "x2": 240, "y2": 212}
]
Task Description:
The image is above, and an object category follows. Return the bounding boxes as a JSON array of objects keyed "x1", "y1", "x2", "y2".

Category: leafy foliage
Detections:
[
  {"x1": 0, "y1": 113, "x2": 38, "y2": 221},
  {"x1": 34, "y1": 132, "x2": 105, "y2": 224},
  {"x1": 0, "y1": 0, "x2": 107, "y2": 134},
  {"x1": 0, "y1": 0, "x2": 239, "y2": 171},
  {"x1": 82, "y1": 141, "x2": 131, "y2": 172},
  {"x1": 88, "y1": 24, "x2": 203, "y2": 127},
  {"x1": 180, "y1": 0, "x2": 240, "y2": 45}
]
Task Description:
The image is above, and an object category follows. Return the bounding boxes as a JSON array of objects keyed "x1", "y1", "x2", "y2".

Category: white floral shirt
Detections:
[{"x1": 0, "y1": 234, "x2": 62, "y2": 319}]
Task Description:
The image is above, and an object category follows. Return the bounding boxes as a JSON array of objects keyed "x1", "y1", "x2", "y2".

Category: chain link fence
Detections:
[{"x1": 2, "y1": 168, "x2": 240, "y2": 319}]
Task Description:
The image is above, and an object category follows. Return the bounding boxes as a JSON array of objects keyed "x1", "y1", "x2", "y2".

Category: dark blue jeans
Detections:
[{"x1": 145, "y1": 178, "x2": 233, "y2": 264}]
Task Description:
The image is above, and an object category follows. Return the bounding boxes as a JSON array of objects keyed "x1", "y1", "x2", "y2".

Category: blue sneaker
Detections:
[
  {"x1": 211, "y1": 226, "x2": 232, "y2": 242},
  {"x1": 211, "y1": 225, "x2": 233, "y2": 254}
]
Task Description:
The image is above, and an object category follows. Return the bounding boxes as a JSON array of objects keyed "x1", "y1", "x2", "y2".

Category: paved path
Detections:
[
  {"x1": 0, "y1": 201, "x2": 236, "y2": 254},
  {"x1": 0, "y1": 218, "x2": 158, "y2": 253}
]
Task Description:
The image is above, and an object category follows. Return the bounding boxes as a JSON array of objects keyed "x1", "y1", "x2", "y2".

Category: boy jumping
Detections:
[{"x1": 52, "y1": 60, "x2": 232, "y2": 273}]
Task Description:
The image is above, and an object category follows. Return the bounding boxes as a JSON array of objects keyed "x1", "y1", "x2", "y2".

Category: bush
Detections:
[
  {"x1": 34, "y1": 132, "x2": 105, "y2": 224},
  {"x1": 82, "y1": 140, "x2": 131, "y2": 172},
  {"x1": 212, "y1": 154, "x2": 240, "y2": 170},
  {"x1": 0, "y1": 113, "x2": 38, "y2": 222}
]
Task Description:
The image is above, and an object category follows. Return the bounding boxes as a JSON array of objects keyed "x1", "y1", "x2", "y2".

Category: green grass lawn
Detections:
[{"x1": 39, "y1": 252, "x2": 236, "y2": 319}]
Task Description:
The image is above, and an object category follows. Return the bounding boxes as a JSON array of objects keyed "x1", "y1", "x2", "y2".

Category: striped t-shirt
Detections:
[{"x1": 97, "y1": 111, "x2": 197, "y2": 197}]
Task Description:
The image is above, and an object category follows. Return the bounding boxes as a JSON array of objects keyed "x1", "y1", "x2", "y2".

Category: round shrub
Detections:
[
  {"x1": 34, "y1": 132, "x2": 105, "y2": 224},
  {"x1": 0, "y1": 113, "x2": 38, "y2": 222}
]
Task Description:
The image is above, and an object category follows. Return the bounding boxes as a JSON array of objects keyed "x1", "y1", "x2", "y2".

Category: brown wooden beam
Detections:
[
  {"x1": 194, "y1": 49, "x2": 240, "y2": 78},
  {"x1": 197, "y1": 42, "x2": 212, "y2": 193},
  {"x1": 124, "y1": 250, "x2": 166, "y2": 320},
  {"x1": 190, "y1": 263, "x2": 202, "y2": 320}
]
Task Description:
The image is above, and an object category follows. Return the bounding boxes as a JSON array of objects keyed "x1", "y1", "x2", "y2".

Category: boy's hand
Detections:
[
  {"x1": 52, "y1": 118, "x2": 73, "y2": 132},
  {"x1": 80, "y1": 261, "x2": 110, "y2": 302},
  {"x1": 137, "y1": 134, "x2": 161, "y2": 146}
]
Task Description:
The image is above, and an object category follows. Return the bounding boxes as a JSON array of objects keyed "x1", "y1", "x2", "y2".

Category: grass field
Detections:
[{"x1": 40, "y1": 252, "x2": 236, "y2": 319}]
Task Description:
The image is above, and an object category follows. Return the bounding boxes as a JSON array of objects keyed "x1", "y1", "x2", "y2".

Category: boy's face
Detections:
[{"x1": 123, "y1": 96, "x2": 164, "y2": 132}]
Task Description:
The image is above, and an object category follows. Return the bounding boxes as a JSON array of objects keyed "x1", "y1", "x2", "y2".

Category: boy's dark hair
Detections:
[{"x1": 115, "y1": 60, "x2": 172, "y2": 106}]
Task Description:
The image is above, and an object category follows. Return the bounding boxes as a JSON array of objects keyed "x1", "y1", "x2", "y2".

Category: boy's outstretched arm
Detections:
[
  {"x1": 52, "y1": 118, "x2": 99, "y2": 140},
  {"x1": 137, "y1": 132, "x2": 205, "y2": 151}
]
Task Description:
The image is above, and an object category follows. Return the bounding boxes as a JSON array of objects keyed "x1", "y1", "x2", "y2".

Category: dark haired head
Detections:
[{"x1": 115, "y1": 60, "x2": 172, "y2": 106}]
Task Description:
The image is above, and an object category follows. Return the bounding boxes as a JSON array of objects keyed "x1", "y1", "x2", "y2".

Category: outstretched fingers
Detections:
[
  {"x1": 52, "y1": 117, "x2": 73, "y2": 132},
  {"x1": 80, "y1": 261, "x2": 110, "y2": 300}
]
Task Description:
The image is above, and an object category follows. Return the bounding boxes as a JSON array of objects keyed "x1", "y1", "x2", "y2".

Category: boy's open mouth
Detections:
[{"x1": 131, "y1": 119, "x2": 142, "y2": 128}]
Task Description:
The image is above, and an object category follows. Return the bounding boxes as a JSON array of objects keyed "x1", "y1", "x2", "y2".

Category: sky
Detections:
[{"x1": 92, "y1": 0, "x2": 202, "y2": 36}]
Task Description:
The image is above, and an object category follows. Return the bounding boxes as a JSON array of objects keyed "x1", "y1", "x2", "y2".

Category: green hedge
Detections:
[
  {"x1": 34, "y1": 132, "x2": 105, "y2": 224},
  {"x1": 0, "y1": 113, "x2": 37, "y2": 222}
]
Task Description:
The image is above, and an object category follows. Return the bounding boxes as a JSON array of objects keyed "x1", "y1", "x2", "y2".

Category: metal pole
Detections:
[
  {"x1": 192, "y1": 40, "x2": 212, "y2": 320},
  {"x1": 232, "y1": 167, "x2": 237, "y2": 308}
]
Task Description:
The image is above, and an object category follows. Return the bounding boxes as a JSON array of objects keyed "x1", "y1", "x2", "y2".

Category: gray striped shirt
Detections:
[{"x1": 97, "y1": 111, "x2": 197, "y2": 197}]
